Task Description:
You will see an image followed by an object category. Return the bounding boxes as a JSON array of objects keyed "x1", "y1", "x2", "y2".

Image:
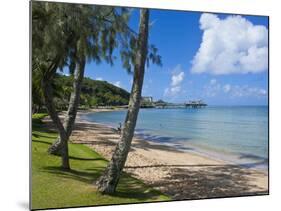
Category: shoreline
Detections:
[
  {"x1": 69, "y1": 109, "x2": 268, "y2": 199},
  {"x1": 78, "y1": 108, "x2": 268, "y2": 173}
]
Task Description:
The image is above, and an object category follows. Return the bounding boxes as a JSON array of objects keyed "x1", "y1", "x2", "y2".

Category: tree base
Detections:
[
  {"x1": 61, "y1": 165, "x2": 71, "y2": 171},
  {"x1": 48, "y1": 140, "x2": 62, "y2": 155},
  {"x1": 96, "y1": 176, "x2": 116, "y2": 194}
]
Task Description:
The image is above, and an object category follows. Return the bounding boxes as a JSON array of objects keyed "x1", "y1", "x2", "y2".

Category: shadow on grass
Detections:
[
  {"x1": 114, "y1": 174, "x2": 164, "y2": 200},
  {"x1": 32, "y1": 132, "x2": 57, "y2": 139},
  {"x1": 32, "y1": 131, "x2": 57, "y2": 146},
  {"x1": 32, "y1": 115, "x2": 166, "y2": 200},
  {"x1": 42, "y1": 166, "x2": 102, "y2": 183},
  {"x1": 68, "y1": 156, "x2": 107, "y2": 162},
  {"x1": 32, "y1": 139, "x2": 52, "y2": 145},
  {"x1": 32, "y1": 123, "x2": 56, "y2": 134},
  {"x1": 32, "y1": 117, "x2": 58, "y2": 135},
  {"x1": 41, "y1": 165, "x2": 164, "y2": 200}
]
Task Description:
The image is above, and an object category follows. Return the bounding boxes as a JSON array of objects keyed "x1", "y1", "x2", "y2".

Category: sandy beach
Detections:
[{"x1": 45, "y1": 109, "x2": 268, "y2": 200}]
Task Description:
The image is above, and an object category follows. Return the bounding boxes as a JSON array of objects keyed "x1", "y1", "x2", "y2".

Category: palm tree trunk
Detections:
[
  {"x1": 96, "y1": 9, "x2": 149, "y2": 194},
  {"x1": 48, "y1": 57, "x2": 86, "y2": 155},
  {"x1": 41, "y1": 67, "x2": 70, "y2": 170}
]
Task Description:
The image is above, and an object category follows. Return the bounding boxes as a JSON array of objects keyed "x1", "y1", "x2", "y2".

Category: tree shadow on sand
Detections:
[
  {"x1": 132, "y1": 140, "x2": 193, "y2": 153},
  {"x1": 125, "y1": 164, "x2": 268, "y2": 200},
  {"x1": 74, "y1": 122, "x2": 116, "y2": 134}
]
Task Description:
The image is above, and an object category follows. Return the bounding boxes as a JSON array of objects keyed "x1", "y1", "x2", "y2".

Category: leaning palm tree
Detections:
[{"x1": 96, "y1": 9, "x2": 150, "y2": 194}]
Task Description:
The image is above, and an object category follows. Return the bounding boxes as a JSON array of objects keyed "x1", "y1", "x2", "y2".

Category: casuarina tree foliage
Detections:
[{"x1": 32, "y1": 2, "x2": 161, "y2": 169}]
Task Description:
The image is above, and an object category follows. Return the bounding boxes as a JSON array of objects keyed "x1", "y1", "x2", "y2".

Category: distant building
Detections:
[{"x1": 141, "y1": 96, "x2": 153, "y2": 103}]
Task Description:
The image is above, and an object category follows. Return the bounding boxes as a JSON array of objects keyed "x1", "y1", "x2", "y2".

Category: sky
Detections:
[{"x1": 74, "y1": 9, "x2": 269, "y2": 106}]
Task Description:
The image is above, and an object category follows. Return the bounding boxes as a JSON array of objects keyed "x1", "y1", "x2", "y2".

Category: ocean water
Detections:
[{"x1": 81, "y1": 106, "x2": 268, "y2": 170}]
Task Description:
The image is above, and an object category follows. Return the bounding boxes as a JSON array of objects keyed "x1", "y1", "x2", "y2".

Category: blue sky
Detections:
[{"x1": 76, "y1": 9, "x2": 269, "y2": 106}]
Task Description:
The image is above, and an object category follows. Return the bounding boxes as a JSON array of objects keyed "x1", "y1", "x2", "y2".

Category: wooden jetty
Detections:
[{"x1": 184, "y1": 100, "x2": 207, "y2": 108}]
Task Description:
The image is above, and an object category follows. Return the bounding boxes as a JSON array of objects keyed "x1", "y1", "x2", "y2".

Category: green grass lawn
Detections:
[{"x1": 31, "y1": 114, "x2": 170, "y2": 210}]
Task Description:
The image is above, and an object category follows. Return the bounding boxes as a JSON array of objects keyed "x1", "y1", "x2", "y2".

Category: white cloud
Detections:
[
  {"x1": 258, "y1": 89, "x2": 267, "y2": 96},
  {"x1": 165, "y1": 85, "x2": 183, "y2": 96},
  {"x1": 171, "y1": 71, "x2": 185, "y2": 86},
  {"x1": 205, "y1": 79, "x2": 221, "y2": 97},
  {"x1": 223, "y1": 84, "x2": 232, "y2": 93},
  {"x1": 191, "y1": 13, "x2": 268, "y2": 75},
  {"x1": 165, "y1": 86, "x2": 181, "y2": 96},
  {"x1": 164, "y1": 65, "x2": 185, "y2": 97},
  {"x1": 204, "y1": 80, "x2": 267, "y2": 98},
  {"x1": 96, "y1": 77, "x2": 103, "y2": 81},
  {"x1": 210, "y1": 79, "x2": 217, "y2": 85},
  {"x1": 114, "y1": 81, "x2": 121, "y2": 88},
  {"x1": 231, "y1": 86, "x2": 267, "y2": 97}
]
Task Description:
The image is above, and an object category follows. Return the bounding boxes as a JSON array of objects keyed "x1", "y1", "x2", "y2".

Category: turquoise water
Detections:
[{"x1": 81, "y1": 106, "x2": 268, "y2": 169}]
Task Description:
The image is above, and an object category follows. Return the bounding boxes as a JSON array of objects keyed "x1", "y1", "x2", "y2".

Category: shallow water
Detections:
[{"x1": 81, "y1": 106, "x2": 268, "y2": 170}]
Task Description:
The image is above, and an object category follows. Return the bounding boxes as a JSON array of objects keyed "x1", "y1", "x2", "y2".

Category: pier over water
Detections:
[
  {"x1": 184, "y1": 100, "x2": 207, "y2": 108},
  {"x1": 152, "y1": 100, "x2": 207, "y2": 109}
]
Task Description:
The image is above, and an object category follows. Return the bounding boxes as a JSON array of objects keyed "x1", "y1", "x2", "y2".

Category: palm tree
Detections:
[{"x1": 96, "y1": 9, "x2": 150, "y2": 194}]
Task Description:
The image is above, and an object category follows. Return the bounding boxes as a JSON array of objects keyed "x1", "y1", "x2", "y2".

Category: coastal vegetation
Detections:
[
  {"x1": 32, "y1": 0, "x2": 161, "y2": 200},
  {"x1": 32, "y1": 114, "x2": 169, "y2": 209},
  {"x1": 35, "y1": 74, "x2": 130, "y2": 110},
  {"x1": 32, "y1": 1, "x2": 161, "y2": 159},
  {"x1": 33, "y1": 1, "x2": 137, "y2": 164},
  {"x1": 33, "y1": 74, "x2": 167, "y2": 112}
]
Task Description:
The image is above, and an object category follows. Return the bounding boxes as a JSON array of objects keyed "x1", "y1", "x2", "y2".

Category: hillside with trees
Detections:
[
  {"x1": 55, "y1": 74, "x2": 130, "y2": 109},
  {"x1": 80, "y1": 77, "x2": 130, "y2": 107},
  {"x1": 33, "y1": 74, "x2": 130, "y2": 112}
]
